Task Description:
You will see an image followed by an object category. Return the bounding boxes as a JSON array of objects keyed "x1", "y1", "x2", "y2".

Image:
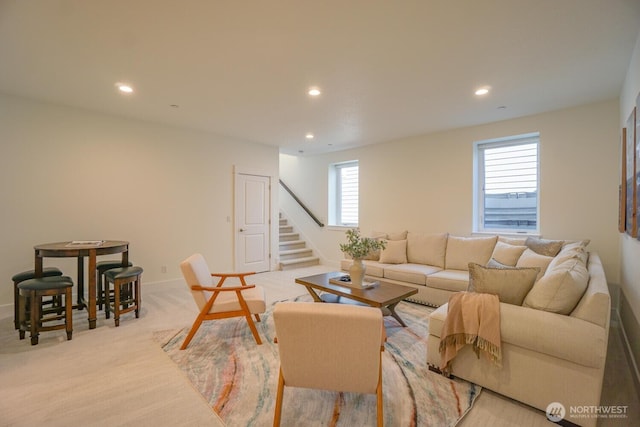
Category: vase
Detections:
[{"x1": 349, "y1": 258, "x2": 366, "y2": 287}]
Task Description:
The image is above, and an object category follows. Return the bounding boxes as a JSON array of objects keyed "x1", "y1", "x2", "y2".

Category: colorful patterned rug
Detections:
[{"x1": 154, "y1": 296, "x2": 481, "y2": 426}]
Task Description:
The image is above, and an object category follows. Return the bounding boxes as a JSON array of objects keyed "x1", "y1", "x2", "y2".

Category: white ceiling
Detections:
[{"x1": 1, "y1": 1, "x2": 639, "y2": 155}]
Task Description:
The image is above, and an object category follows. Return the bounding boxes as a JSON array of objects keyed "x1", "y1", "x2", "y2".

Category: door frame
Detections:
[{"x1": 233, "y1": 166, "x2": 275, "y2": 272}]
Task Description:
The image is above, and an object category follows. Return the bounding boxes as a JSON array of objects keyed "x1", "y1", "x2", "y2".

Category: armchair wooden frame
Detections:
[{"x1": 180, "y1": 272, "x2": 262, "y2": 350}]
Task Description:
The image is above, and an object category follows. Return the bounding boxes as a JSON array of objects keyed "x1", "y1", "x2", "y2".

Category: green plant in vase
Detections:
[{"x1": 339, "y1": 228, "x2": 386, "y2": 286}]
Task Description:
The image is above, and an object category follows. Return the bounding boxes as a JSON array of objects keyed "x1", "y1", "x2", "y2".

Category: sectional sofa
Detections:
[{"x1": 341, "y1": 231, "x2": 610, "y2": 427}]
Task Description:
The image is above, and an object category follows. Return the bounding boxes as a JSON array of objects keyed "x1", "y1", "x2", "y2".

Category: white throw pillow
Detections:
[
  {"x1": 445, "y1": 235, "x2": 498, "y2": 271},
  {"x1": 379, "y1": 239, "x2": 408, "y2": 264},
  {"x1": 516, "y1": 248, "x2": 553, "y2": 282},
  {"x1": 523, "y1": 257, "x2": 589, "y2": 314},
  {"x1": 490, "y1": 241, "x2": 527, "y2": 267}
]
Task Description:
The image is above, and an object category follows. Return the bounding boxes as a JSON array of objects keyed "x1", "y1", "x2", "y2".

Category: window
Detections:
[
  {"x1": 474, "y1": 133, "x2": 539, "y2": 233},
  {"x1": 328, "y1": 160, "x2": 359, "y2": 226}
]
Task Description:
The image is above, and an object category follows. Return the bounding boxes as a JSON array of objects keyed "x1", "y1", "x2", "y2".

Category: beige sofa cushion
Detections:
[
  {"x1": 445, "y1": 235, "x2": 498, "y2": 271},
  {"x1": 468, "y1": 263, "x2": 539, "y2": 305},
  {"x1": 525, "y1": 237, "x2": 563, "y2": 257},
  {"x1": 516, "y1": 248, "x2": 553, "y2": 281},
  {"x1": 490, "y1": 241, "x2": 527, "y2": 266},
  {"x1": 379, "y1": 239, "x2": 407, "y2": 264},
  {"x1": 523, "y1": 257, "x2": 589, "y2": 314},
  {"x1": 426, "y1": 269, "x2": 469, "y2": 292},
  {"x1": 406, "y1": 232, "x2": 448, "y2": 268},
  {"x1": 383, "y1": 263, "x2": 441, "y2": 285}
]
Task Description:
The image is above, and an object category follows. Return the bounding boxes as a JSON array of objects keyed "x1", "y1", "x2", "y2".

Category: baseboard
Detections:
[{"x1": 617, "y1": 308, "x2": 640, "y2": 394}]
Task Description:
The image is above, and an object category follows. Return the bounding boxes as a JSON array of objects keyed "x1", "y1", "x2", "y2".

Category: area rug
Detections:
[{"x1": 155, "y1": 296, "x2": 481, "y2": 426}]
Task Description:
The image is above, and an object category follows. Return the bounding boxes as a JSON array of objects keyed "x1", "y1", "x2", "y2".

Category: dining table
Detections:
[{"x1": 34, "y1": 240, "x2": 129, "y2": 329}]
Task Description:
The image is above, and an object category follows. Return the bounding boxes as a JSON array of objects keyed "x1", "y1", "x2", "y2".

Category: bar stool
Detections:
[
  {"x1": 18, "y1": 276, "x2": 74, "y2": 345},
  {"x1": 12, "y1": 267, "x2": 64, "y2": 329},
  {"x1": 104, "y1": 266, "x2": 143, "y2": 326},
  {"x1": 96, "y1": 260, "x2": 133, "y2": 310}
]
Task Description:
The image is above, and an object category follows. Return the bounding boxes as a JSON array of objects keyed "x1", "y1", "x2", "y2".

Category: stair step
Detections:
[
  {"x1": 280, "y1": 248, "x2": 313, "y2": 260},
  {"x1": 279, "y1": 218, "x2": 287, "y2": 226},
  {"x1": 280, "y1": 256, "x2": 320, "y2": 270},
  {"x1": 279, "y1": 240, "x2": 306, "y2": 251},
  {"x1": 279, "y1": 225, "x2": 293, "y2": 233},
  {"x1": 279, "y1": 232, "x2": 300, "y2": 242}
]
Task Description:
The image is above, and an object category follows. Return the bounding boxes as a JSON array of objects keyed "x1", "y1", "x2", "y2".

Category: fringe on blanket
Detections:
[{"x1": 439, "y1": 333, "x2": 502, "y2": 367}]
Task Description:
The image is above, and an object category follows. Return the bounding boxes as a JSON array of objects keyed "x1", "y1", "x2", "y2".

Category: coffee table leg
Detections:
[
  {"x1": 305, "y1": 286, "x2": 323, "y2": 303},
  {"x1": 386, "y1": 302, "x2": 408, "y2": 327}
]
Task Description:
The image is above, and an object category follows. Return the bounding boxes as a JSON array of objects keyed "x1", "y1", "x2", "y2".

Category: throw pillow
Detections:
[
  {"x1": 406, "y1": 232, "x2": 448, "y2": 268},
  {"x1": 468, "y1": 263, "x2": 539, "y2": 306},
  {"x1": 445, "y1": 235, "x2": 498, "y2": 271},
  {"x1": 547, "y1": 243, "x2": 589, "y2": 271},
  {"x1": 498, "y1": 236, "x2": 528, "y2": 246},
  {"x1": 490, "y1": 241, "x2": 527, "y2": 266},
  {"x1": 363, "y1": 232, "x2": 387, "y2": 261},
  {"x1": 387, "y1": 230, "x2": 408, "y2": 240},
  {"x1": 523, "y1": 257, "x2": 589, "y2": 314},
  {"x1": 525, "y1": 237, "x2": 564, "y2": 257},
  {"x1": 515, "y1": 248, "x2": 553, "y2": 281},
  {"x1": 486, "y1": 258, "x2": 510, "y2": 268},
  {"x1": 379, "y1": 239, "x2": 408, "y2": 264}
]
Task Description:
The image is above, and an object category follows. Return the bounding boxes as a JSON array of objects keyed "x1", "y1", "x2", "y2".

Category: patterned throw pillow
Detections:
[
  {"x1": 468, "y1": 262, "x2": 540, "y2": 306},
  {"x1": 525, "y1": 237, "x2": 564, "y2": 257}
]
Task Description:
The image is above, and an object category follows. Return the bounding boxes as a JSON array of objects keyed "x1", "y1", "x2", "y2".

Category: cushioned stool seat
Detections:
[
  {"x1": 96, "y1": 260, "x2": 133, "y2": 310},
  {"x1": 12, "y1": 267, "x2": 63, "y2": 329},
  {"x1": 18, "y1": 276, "x2": 74, "y2": 345},
  {"x1": 104, "y1": 266, "x2": 143, "y2": 326}
]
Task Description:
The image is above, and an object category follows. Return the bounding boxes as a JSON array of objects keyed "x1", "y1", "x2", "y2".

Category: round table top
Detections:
[{"x1": 34, "y1": 240, "x2": 129, "y2": 251}]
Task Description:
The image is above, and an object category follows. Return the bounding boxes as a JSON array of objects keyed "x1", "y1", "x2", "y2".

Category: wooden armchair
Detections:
[
  {"x1": 179, "y1": 253, "x2": 266, "y2": 349},
  {"x1": 272, "y1": 302, "x2": 385, "y2": 426}
]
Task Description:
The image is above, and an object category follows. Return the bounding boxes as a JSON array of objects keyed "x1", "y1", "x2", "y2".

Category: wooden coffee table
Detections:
[{"x1": 295, "y1": 272, "x2": 418, "y2": 327}]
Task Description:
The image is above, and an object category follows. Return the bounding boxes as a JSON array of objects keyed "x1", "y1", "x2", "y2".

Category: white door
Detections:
[{"x1": 235, "y1": 173, "x2": 270, "y2": 272}]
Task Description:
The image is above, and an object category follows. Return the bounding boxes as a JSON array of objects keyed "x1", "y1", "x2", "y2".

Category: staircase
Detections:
[{"x1": 279, "y1": 213, "x2": 320, "y2": 270}]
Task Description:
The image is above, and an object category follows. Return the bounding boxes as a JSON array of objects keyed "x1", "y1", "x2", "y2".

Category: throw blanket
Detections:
[{"x1": 439, "y1": 292, "x2": 502, "y2": 374}]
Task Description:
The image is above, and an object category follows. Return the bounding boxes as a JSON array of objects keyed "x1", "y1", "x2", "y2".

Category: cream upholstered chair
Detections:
[
  {"x1": 179, "y1": 253, "x2": 266, "y2": 349},
  {"x1": 272, "y1": 302, "x2": 385, "y2": 427}
]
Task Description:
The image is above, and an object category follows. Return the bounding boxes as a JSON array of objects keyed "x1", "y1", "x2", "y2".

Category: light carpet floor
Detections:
[{"x1": 0, "y1": 265, "x2": 638, "y2": 426}]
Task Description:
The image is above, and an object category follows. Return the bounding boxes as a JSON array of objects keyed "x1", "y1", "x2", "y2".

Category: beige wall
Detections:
[
  {"x1": 619, "y1": 29, "x2": 640, "y2": 375},
  {"x1": 280, "y1": 99, "x2": 620, "y2": 283},
  {"x1": 0, "y1": 93, "x2": 280, "y2": 306}
]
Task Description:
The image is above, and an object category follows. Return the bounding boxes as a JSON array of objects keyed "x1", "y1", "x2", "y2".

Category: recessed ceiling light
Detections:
[
  {"x1": 474, "y1": 87, "x2": 490, "y2": 96},
  {"x1": 116, "y1": 83, "x2": 134, "y2": 93},
  {"x1": 305, "y1": 133, "x2": 314, "y2": 140},
  {"x1": 308, "y1": 87, "x2": 321, "y2": 96}
]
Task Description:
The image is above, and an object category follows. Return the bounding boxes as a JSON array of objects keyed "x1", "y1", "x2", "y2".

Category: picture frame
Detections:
[
  {"x1": 619, "y1": 128, "x2": 626, "y2": 233},
  {"x1": 637, "y1": 93, "x2": 640, "y2": 240},
  {"x1": 626, "y1": 107, "x2": 637, "y2": 237}
]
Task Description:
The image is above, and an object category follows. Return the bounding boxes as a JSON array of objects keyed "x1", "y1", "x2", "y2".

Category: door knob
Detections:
[{"x1": 239, "y1": 228, "x2": 245, "y2": 232}]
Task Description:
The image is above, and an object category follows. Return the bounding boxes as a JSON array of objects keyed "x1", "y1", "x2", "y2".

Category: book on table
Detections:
[{"x1": 329, "y1": 275, "x2": 379, "y2": 289}]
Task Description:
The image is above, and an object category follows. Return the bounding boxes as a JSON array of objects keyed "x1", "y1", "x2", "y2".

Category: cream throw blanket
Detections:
[{"x1": 439, "y1": 292, "x2": 502, "y2": 374}]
